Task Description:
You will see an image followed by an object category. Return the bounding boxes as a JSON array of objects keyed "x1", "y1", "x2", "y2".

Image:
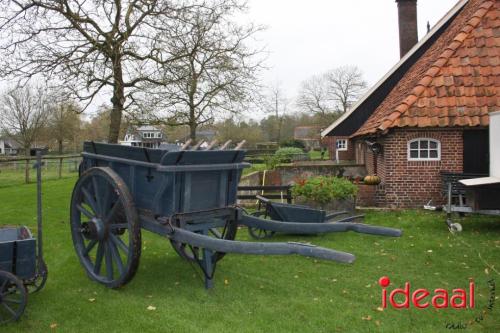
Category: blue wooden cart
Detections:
[
  {"x1": 247, "y1": 195, "x2": 366, "y2": 239},
  {"x1": 72, "y1": 142, "x2": 402, "y2": 289},
  {"x1": 0, "y1": 152, "x2": 48, "y2": 323}
]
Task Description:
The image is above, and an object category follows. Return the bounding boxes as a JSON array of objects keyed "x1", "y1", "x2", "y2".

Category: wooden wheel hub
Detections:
[{"x1": 82, "y1": 218, "x2": 106, "y2": 241}]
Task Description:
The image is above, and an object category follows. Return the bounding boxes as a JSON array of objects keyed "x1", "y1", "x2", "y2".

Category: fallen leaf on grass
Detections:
[
  {"x1": 88, "y1": 298, "x2": 96, "y2": 302},
  {"x1": 362, "y1": 315, "x2": 372, "y2": 321},
  {"x1": 485, "y1": 268, "x2": 490, "y2": 275},
  {"x1": 224, "y1": 279, "x2": 229, "y2": 285},
  {"x1": 375, "y1": 320, "x2": 381, "y2": 326},
  {"x1": 376, "y1": 307, "x2": 384, "y2": 312},
  {"x1": 427, "y1": 250, "x2": 433, "y2": 253},
  {"x1": 147, "y1": 305, "x2": 157, "y2": 311},
  {"x1": 50, "y1": 323, "x2": 58, "y2": 329}
]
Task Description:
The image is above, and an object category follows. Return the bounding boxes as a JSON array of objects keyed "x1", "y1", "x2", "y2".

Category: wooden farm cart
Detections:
[
  {"x1": 0, "y1": 152, "x2": 48, "y2": 324},
  {"x1": 246, "y1": 195, "x2": 366, "y2": 239},
  {"x1": 72, "y1": 142, "x2": 402, "y2": 289}
]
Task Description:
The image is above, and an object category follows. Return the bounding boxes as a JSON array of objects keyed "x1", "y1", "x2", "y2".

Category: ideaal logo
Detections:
[
  {"x1": 379, "y1": 276, "x2": 475, "y2": 309},
  {"x1": 378, "y1": 276, "x2": 496, "y2": 330}
]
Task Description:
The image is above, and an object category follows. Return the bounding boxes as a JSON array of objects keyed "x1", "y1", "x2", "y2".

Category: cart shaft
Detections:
[{"x1": 240, "y1": 214, "x2": 403, "y2": 237}]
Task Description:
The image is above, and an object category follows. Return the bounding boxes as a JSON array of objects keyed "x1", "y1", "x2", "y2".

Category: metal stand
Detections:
[{"x1": 36, "y1": 151, "x2": 44, "y2": 268}]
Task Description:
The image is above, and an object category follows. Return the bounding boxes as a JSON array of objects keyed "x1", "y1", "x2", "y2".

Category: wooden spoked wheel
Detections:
[
  {"x1": 25, "y1": 259, "x2": 48, "y2": 294},
  {"x1": 248, "y1": 211, "x2": 276, "y2": 239},
  {"x1": 70, "y1": 167, "x2": 141, "y2": 289},
  {"x1": 170, "y1": 219, "x2": 238, "y2": 263},
  {"x1": 0, "y1": 271, "x2": 27, "y2": 324}
]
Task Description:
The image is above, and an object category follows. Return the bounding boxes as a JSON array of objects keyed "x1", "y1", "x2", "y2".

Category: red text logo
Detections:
[{"x1": 379, "y1": 276, "x2": 475, "y2": 309}]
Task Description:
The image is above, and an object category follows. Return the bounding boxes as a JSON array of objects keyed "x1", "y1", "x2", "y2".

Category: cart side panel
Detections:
[
  {"x1": 177, "y1": 170, "x2": 229, "y2": 212},
  {"x1": 83, "y1": 142, "x2": 165, "y2": 163},
  {"x1": 269, "y1": 202, "x2": 326, "y2": 223},
  {"x1": 0, "y1": 242, "x2": 14, "y2": 273},
  {"x1": 15, "y1": 239, "x2": 36, "y2": 279}
]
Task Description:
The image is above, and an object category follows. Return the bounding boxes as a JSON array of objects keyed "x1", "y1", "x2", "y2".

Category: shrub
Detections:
[
  {"x1": 275, "y1": 147, "x2": 304, "y2": 161},
  {"x1": 292, "y1": 176, "x2": 358, "y2": 204},
  {"x1": 280, "y1": 139, "x2": 305, "y2": 149},
  {"x1": 264, "y1": 147, "x2": 307, "y2": 170}
]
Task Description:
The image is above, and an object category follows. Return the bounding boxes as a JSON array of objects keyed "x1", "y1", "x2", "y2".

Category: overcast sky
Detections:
[
  {"x1": 0, "y1": 0, "x2": 460, "y2": 120},
  {"x1": 246, "y1": 0, "x2": 458, "y2": 118}
]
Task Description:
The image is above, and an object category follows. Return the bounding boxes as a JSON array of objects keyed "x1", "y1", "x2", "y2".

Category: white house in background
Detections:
[
  {"x1": 0, "y1": 138, "x2": 19, "y2": 155},
  {"x1": 119, "y1": 125, "x2": 165, "y2": 149}
]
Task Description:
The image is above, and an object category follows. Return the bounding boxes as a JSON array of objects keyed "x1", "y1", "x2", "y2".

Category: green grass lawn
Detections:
[{"x1": 0, "y1": 176, "x2": 499, "y2": 332}]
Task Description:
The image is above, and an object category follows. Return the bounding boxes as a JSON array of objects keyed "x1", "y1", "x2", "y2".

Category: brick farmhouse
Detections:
[{"x1": 322, "y1": 0, "x2": 499, "y2": 208}]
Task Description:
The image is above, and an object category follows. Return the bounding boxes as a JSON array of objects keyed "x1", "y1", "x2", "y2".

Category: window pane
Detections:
[
  {"x1": 430, "y1": 150, "x2": 438, "y2": 158},
  {"x1": 421, "y1": 150, "x2": 428, "y2": 158},
  {"x1": 410, "y1": 141, "x2": 418, "y2": 149},
  {"x1": 410, "y1": 150, "x2": 418, "y2": 158},
  {"x1": 430, "y1": 141, "x2": 437, "y2": 149},
  {"x1": 420, "y1": 140, "x2": 428, "y2": 149}
]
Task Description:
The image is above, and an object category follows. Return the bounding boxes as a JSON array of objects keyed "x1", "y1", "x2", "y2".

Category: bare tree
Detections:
[
  {"x1": 48, "y1": 102, "x2": 82, "y2": 154},
  {"x1": 132, "y1": 0, "x2": 264, "y2": 142},
  {"x1": 0, "y1": 85, "x2": 49, "y2": 183},
  {"x1": 0, "y1": 0, "x2": 207, "y2": 143},
  {"x1": 297, "y1": 65, "x2": 367, "y2": 120},
  {"x1": 325, "y1": 65, "x2": 367, "y2": 113},
  {"x1": 262, "y1": 82, "x2": 289, "y2": 143},
  {"x1": 296, "y1": 74, "x2": 336, "y2": 122}
]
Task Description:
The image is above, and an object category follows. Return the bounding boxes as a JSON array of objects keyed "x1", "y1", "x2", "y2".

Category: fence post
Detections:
[
  {"x1": 58, "y1": 157, "x2": 63, "y2": 178},
  {"x1": 287, "y1": 187, "x2": 292, "y2": 204},
  {"x1": 24, "y1": 158, "x2": 30, "y2": 184}
]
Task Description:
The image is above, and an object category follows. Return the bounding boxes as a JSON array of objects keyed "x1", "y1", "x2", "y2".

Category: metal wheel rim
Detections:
[{"x1": 70, "y1": 167, "x2": 141, "y2": 288}]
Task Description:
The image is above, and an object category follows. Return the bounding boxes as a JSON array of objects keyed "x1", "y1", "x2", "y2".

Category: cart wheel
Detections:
[
  {"x1": 449, "y1": 223, "x2": 463, "y2": 233},
  {"x1": 70, "y1": 167, "x2": 141, "y2": 289},
  {"x1": 248, "y1": 227, "x2": 276, "y2": 239},
  {"x1": 247, "y1": 211, "x2": 276, "y2": 239},
  {"x1": 170, "y1": 219, "x2": 237, "y2": 263},
  {"x1": 25, "y1": 259, "x2": 48, "y2": 293},
  {"x1": 0, "y1": 270, "x2": 27, "y2": 324}
]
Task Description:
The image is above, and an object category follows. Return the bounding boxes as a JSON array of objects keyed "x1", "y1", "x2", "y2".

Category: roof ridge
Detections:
[{"x1": 377, "y1": 0, "x2": 495, "y2": 133}]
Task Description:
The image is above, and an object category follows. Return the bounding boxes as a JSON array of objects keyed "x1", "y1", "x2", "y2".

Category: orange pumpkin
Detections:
[{"x1": 364, "y1": 175, "x2": 381, "y2": 185}]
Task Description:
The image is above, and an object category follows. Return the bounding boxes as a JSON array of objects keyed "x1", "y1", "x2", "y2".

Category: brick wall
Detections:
[
  {"x1": 377, "y1": 128, "x2": 463, "y2": 208},
  {"x1": 323, "y1": 136, "x2": 355, "y2": 161}
]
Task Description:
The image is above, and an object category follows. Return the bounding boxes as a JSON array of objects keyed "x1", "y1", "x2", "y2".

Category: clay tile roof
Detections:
[{"x1": 353, "y1": 0, "x2": 499, "y2": 137}]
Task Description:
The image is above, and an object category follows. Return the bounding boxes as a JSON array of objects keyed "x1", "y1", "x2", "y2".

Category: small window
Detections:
[
  {"x1": 336, "y1": 139, "x2": 348, "y2": 151},
  {"x1": 408, "y1": 138, "x2": 440, "y2": 161}
]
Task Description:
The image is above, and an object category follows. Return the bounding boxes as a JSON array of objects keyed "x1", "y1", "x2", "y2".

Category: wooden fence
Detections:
[{"x1": 0, "y1": 154, "x2": 81, "y2": 183}]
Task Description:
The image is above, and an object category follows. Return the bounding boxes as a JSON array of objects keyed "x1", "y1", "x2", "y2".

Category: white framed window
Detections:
[
  {"x1": 408, "y1": 138, "x2": 441, "y2": 161},
  {"x1": 336, "y1": 139, "x2": 348, "y2": 151}
]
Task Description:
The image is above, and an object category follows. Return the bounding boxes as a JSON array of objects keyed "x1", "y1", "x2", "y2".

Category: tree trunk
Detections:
[
  {"x1": 189, "y1": 122, "x2": 197, "y2": 142},
  {"x1": 189, "y1": 105, "x2": 197, "y2": 142},
  {"x1": 108, "y1": 55, "x2": 125, "y2": 144},
  {"x1": 58, "y1": 139, "x2": 63, "y2": 154}
]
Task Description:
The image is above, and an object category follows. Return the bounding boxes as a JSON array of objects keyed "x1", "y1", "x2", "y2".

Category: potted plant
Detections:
[{"x1": 292, "y1": 176, "x2": 358, "y2": 212}]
